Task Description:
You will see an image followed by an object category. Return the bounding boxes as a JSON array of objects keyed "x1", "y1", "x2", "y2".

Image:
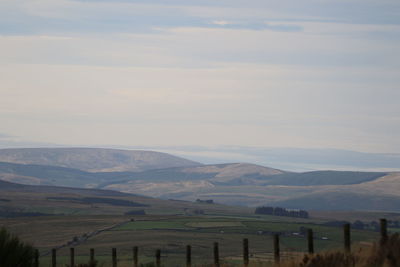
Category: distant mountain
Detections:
[
  {"x1": 103, "y1": 164, "x2": 386, "y2": 190},
  {"x1": 104, "y1": 166, "x2": 391, "y2": 210},
  {"x1": 0, "y1": 161, "x2": 284, "y2": 188},
  {"x1": 151, "y1": 146, "x2": 400, "y2": 172},
  {"x1": 0, "y1": 147, "x2": 398, "y2": 212},
  {"x1": 183, "y1": 163, "x2": 284, "y2": 182},
  {"x1": 258, "y1": 171, "x2": 386, "y2": 186},
  {"x1": 267, "y1": 172, "x2": 400, "y2": 210},
  {"x1": 272, "y1": 191, "x2": 400, "y2": 212},
  {"x1": 0, "y1": 161, "x2": 110, "y2": 187},
  {"x1": 0, "y1": 148, "x2": 200, "y2": 172},
  {"x1": 0, "y1": 179, "x2": 24, "y2": 189},
  {"x1": 101, "y1": 162, "x2": 285, "y2": 187},
  {"x1": 0, "y1": 178, "x2": 129, "y2": 196}
]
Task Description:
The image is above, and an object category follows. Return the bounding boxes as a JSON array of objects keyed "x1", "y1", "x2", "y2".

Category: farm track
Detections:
[{"x1": 41, "y1": 219, "x2": 131, "y2": 256}]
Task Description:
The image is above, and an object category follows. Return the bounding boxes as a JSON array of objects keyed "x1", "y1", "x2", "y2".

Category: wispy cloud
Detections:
[{"x1": 2, "y1": 0, "x2": 398, "y2": 35}]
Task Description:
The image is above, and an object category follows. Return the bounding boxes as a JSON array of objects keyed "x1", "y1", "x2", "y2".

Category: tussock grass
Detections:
[{"x1": 280, "y1": 233, "x2": 400, "y2": 267}]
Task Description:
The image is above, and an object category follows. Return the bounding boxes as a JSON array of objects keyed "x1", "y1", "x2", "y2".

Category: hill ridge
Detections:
[{"x1": 0, "y1": 147, "x2": 200, "y2": 172}]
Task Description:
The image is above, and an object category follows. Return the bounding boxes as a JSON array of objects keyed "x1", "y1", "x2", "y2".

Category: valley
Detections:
[{"x1": 0, "y1": 147, "x2": 399, "y2": 266}]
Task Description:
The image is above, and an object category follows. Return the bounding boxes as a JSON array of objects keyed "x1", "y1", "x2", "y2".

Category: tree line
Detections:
[{"x1": 254, "y1": 206, "x2": 309, "y2": 218}]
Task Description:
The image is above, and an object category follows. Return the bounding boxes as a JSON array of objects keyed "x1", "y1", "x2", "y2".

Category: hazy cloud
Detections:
[{"x1": 0, "y1": 0, "x2": 399, "y2": 153}]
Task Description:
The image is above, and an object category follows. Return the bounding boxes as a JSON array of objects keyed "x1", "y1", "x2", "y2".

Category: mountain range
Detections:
[{"x1": 0, "y1": 147, "x2": 399, "y2": 212}]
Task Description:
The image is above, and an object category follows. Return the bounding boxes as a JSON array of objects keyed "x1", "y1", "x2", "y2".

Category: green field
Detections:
[
  {"x1": 0, "y1": 214, "x2": 382, "y2": 267},
  {"x1": 0, "y1": 182, "x2": 394, "y2": 266}
]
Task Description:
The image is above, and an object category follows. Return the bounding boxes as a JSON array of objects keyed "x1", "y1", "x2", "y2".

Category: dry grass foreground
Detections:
[
  {"x1": 281, "y1": 233, "x2": 400, "y2": 267},
  {"x1": 65, "y1": 234, "x2": 400, "y2": 267}
]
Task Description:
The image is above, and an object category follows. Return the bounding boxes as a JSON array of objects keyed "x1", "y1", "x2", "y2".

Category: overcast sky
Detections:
[{"x1": 1, "y1": 0, "x2": 399, "y2": 153}]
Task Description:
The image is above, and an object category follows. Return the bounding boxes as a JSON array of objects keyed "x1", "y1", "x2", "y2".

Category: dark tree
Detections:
[
  {"x1": 0, "y1": 227, "x2": 36, "y2": 267},
  {"x1": 255, "y1": 206, "x2": 309, "y2": 218}
]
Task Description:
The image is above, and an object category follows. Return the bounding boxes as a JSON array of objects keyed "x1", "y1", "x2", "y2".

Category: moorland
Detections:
[{"x1": 0, "y1": 147, "x2": 399, "y2": 266}]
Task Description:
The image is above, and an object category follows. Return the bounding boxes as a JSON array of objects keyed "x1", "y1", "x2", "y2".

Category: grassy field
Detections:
[
  {"x1": 0, "y1": 185, "x2": 395, "y2": 266},
  {"x1": 310, "y1": 210, "x2": 400, "y2": 222},
  {"x1": 0, "y1": 213, "x2": 382, "y2": 267}
]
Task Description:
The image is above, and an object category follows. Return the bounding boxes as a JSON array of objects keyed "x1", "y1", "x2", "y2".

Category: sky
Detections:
[{"x1": 1, "y1": 0, "x2": 400, "y2": 153}]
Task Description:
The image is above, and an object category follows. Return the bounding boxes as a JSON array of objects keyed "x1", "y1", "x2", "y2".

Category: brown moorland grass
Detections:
[{"x1": 281, "y1": 233, "x2": 400, "y2": 267}]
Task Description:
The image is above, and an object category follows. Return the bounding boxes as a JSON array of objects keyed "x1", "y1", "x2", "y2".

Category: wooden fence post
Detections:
[
  {"x1": 70, "y1": 247, "x2": 75, "y2": 267},
  {"x1": 213, "y1": 242, "x2": 219, "y2": 267},
  {"x1": 133, "y1": 246, "x2": 138, "y2": 267},
  {"x1": 156, "y1": 249, "x2": 161, "y2": 267},
  {"x1": 380, "y1": 218, "x2": 388, "y2": 244},
  {"x1": 90, "y1": 248, "x2": 95, "y2": 262},
  {"x1": 273, "y1": 234, "x2": 280, "y2": 265},
  {"x1": 34, "y1": 249, "x2": 39, "y2": 267},
  {"x1": 52, "y1": 248, "x2": 56, "y2": 267},
  {"x1": 112, "y1": 248, "x2": 117, "y2": 267},
  {"x1": 186, "y1": 245, "x2": 191, "y2": 267},
  {"x1": 344, "y1": 223, "x2": 351, "y2": 253},
  {"x1": 243, "y1": 238, "x2": 249, "y2": 266},
  {"x1": 307, "y1": 229, "x2": 314, "y2": 254}
]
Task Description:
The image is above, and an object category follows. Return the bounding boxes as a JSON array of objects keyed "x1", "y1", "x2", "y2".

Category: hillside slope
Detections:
[
  {"x1": 272, "y1": 172, "x2": 400, "y2": 210},
  {"x1": 259, "y1": 171, "x2": 387, "y2": 186},
  {"x1": 103, "y1": 163, "x2": 285, "y2": 190},
  {"x1": 0, "y1": 180, "x2": 251, "y2": 217},
  {"x1": 104, "y1": 167, "x2": 393, "y2": 210},
  {"x1": 0, "y1": 179, "x2": 127, "y2": 196},
  {"x1": 0, "y1": 148, "x2": 200, "y2": 172},
  {"x1": 272, "y1": 191, "x2": 400, "y2": 211},
  {"x1": 0, "y1": 161, "x2": 102, "y2": 187},
  {"x1": 0, "y1": 151, "x2": 397, "y2": 212},
  {"x1": 0, "y1": 162, "x2": 285, "y2": 189}
]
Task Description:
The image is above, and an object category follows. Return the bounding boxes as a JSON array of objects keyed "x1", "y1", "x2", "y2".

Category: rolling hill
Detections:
[
  {"x1": 0, "y1": 179, "x2": 252, "y2": 218},
  {"x1": 0, "y1": 161, "x2": 103, "y2": 187},
  {"x1": 102, "y1": 163, "x2": 391, "y2": 210},
  {"x1": 0, "y1": 161, "x2": 286, "y2": 188},
  {"x1": 0, "y1": 179, "x2": 127, "y2": 196},
  {"x1": 0, "y1": 148, "x2": 200, "y2": 172},
  {"x1": 272, "y1": 191, "x2": 400, "y2": 211},
  {"x1": 0, "y1": 161, "x2": 152, "y2": 188},
  {"x1": 257, "y1": 171, "x2": 387, "y2": 186},
  {"x1": 0, "y1": 147, "x2": 398, "y2": 212},
  {"x1": 98, "y1": 163, "x2": 285, "y2": 186}
]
